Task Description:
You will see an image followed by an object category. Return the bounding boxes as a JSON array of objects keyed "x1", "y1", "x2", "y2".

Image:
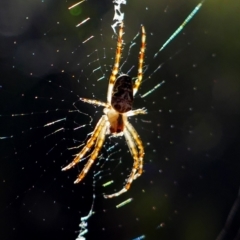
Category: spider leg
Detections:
[
  {"x1": 104, "y1": 122, "x2": 143, "y2": 198},
  {"x1": 74, "y1": 117, "x2": 108, "y2": 183},
  {"x1": 107, "y1": 22, "x2": 124, "y2": 104},
  {"x1": 80, "y1": 98, "x2": 109, "y2": 108},
  {"x1": 125, "y1": 121, "x2": 144, "y2": 180},
  {"x1": 133, "y1": 25, "x2": 146, "y2": 96},
  {"x1": 62, "y1": 116, "x2": 106, "y2": 171},
  {"x1": 126, "y1": 108, "x2": 147, "y2": 117}
]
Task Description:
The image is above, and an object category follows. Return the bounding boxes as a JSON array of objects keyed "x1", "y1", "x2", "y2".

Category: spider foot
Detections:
[
  {"x1": 140, "y1": 107, "x2": 148, "y2": 114},
  {"x1": 62, "y1": 162, "x2": 75, "y2": 171},
  {"x1": 74, "y1": 178, "x2": 82, "y2": 184},
  {"x1": 103, "y1": 187, "x2": 127, "y2": 199}
]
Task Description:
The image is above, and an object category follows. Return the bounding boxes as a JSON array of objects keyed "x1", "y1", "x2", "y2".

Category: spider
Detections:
[{"x1": 62, "y1": 22, "x2": 147, "y2": 198}]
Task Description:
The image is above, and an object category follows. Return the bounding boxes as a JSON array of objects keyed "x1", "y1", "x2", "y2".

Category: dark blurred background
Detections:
[{"x1": 1, "y1": 0, "x2": 240, "y2": 240}]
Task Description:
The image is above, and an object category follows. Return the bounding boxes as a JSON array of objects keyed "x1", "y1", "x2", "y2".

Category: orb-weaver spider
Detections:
[{"x1": 62, "y1": 22, "x2": 146, "y2": 198}]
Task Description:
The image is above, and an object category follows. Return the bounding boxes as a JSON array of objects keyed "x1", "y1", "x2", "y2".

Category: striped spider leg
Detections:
[{"x1": 62, "y1": 22, "x2": 147, "y2": 198}]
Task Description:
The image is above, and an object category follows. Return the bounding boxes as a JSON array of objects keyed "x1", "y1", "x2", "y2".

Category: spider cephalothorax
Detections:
[{"x1": 62, "y1": 22, "x2": 146, "y2": 198}]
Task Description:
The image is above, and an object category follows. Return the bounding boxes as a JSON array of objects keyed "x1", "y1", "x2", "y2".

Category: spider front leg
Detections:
[
  {"x1": 125, "y1": 121, "x2": 144, "y2": 180},
  {"x1": 104, "y1": 125, "x2": 142, "y2": 199},
  {"x1": 107, "y1": 22, "x2": 124, "y2": 103},
  {"x1": 62, "y1": 116, "x2": 106, "y2": 171},
  {"x1": 74, "y1": 116, "x2": 108, "y2": 183}
]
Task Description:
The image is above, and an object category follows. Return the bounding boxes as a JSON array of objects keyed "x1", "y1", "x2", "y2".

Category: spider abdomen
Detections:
[{"x1": 111, "y1": 74, "x2": 133, "y2": 113}]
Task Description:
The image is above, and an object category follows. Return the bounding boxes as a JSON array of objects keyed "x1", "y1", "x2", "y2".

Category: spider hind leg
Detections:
[{"x1": 133, "y1": 25, "x2": 146, "y2": 96}]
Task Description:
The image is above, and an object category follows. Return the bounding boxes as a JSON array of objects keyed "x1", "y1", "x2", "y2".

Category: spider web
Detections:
[{"x1": 1, "y1": 0, "x2": 240, "y2": 240}]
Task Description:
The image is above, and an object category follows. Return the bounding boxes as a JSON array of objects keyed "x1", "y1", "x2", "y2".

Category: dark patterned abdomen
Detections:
[{"x1": 111, "y1": 74, "x2": 133, "y2": 113}]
